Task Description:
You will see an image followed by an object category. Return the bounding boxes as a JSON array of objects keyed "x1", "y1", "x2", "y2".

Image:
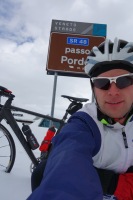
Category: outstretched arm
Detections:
[{"x1": 27, "y1": 112, "x2": 102, "y2": 200}]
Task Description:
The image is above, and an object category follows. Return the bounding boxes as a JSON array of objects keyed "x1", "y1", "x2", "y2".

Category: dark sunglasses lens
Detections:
[
  {"x1": 93, "y1": 79, "x2": 110, "y2": 90},
  {"x1": 117, "y1": 76, "x2": 133, "y2": 89}
]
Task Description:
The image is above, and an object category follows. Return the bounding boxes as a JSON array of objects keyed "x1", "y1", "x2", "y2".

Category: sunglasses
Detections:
[{"x1": 91, "y1": 73, "x2": 133, "y2": 90}]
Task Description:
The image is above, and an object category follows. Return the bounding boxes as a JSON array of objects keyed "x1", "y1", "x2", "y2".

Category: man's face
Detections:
[{"x1": 93, "y1": 69, "x2": 133, "y2": 119}]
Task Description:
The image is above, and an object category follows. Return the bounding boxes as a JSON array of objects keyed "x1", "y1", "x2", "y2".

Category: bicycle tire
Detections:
[{"x1": 0, "y1": 124, "x2": 16, "y2": 173}]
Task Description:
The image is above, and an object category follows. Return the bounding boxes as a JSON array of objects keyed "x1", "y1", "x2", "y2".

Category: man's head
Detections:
[{"x1": 84, "y1": 38, "x2": 133, "y2": 121}]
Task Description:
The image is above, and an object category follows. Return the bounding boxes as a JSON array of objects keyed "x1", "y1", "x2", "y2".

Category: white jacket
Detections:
[{"x1": 81, "y1": 102, "x2": 133, "y2": 173}]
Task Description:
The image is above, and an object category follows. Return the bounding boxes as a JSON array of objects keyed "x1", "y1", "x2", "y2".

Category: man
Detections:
[{"x1": 27, "y1": 38, "x2": 133, "y2": 200}]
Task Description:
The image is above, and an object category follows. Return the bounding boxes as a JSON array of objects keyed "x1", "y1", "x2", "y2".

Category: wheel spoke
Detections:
[
  {"x1": 0, "y1": 124, "x2": 16, "y2": 173},
  {"x1": 0, "y1": 144, "x2": 10, "y2": 148}
]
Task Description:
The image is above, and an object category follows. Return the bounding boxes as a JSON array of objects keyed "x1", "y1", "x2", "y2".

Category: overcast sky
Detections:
[{"x1": 1, "y1": 0, "x2": 133, "y2": 118}]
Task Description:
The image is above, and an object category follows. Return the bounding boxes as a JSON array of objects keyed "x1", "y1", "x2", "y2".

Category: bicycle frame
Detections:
[
  {"x1": 0, "y1": 94, "x2": 63, "y2": 167},
  {"x1": 0, "y1": 87, "x2": 88, "y2": 169}
]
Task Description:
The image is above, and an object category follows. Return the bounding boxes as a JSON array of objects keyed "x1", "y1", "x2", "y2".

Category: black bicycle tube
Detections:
[{"x1": 10, "y1": 105, "x2": 62, "y2": 123}]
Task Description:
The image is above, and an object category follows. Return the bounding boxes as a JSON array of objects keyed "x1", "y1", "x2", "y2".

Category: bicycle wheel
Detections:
[{"x1": 0, "y1": 124, "x2": 16, "y2": 173}]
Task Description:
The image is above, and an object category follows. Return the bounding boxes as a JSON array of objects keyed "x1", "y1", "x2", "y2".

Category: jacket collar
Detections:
[{"x1": 97, "y1": 107, "x2": 133, "y2": 126}]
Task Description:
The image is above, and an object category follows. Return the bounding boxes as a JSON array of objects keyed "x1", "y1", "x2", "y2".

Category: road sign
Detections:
[
  {"x1": 51, "y1": 19, "x2": 107, "y2": 36},
  {"x1": 46, "y1": 33, "x2": 105, "y2": 77},
  {"x1": 46, "y1": 20, "x2": 107, "y2": 77}
]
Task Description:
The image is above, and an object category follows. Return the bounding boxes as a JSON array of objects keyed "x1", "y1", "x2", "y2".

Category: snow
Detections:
[{"x1": 0, "y1": 119, "x2": 47, "y2": 200}]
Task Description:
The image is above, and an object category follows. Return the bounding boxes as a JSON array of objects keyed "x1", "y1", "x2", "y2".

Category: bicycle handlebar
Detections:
[{"x1": 0, "y1": 86, "x2": 14, "y2": 98}]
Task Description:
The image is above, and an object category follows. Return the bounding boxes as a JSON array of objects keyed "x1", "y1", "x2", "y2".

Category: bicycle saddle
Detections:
[{"x1": 61, "y1": 95, "x2": 89, "y2": 103}]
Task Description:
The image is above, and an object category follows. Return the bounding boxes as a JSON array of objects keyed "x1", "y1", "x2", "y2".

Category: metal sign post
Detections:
[
  {"x1": 50, "y1": 72, "x2": 58, "y2": 126},
  {"x1": 51, "y1": 72, "x2": 58, "y2": 118}
]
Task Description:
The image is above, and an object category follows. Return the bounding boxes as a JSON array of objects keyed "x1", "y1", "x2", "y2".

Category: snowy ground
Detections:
[{"x1": 0, "y1": 119, "x2": 47, "y2": 200}]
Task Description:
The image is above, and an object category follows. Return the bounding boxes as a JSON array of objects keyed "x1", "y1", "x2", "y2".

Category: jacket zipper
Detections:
[{"x1": 122, "y1": 127, "x2": 128, "y2": 148}]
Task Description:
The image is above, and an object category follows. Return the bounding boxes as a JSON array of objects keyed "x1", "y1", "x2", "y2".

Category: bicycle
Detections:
[{"x1": 0, "y1": 85, "x2": 89, "y2": 173}]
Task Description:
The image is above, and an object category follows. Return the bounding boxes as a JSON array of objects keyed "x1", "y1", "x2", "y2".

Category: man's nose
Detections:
[{"x1": 107, "y1": 82, "x2": 119, "y2": 95}]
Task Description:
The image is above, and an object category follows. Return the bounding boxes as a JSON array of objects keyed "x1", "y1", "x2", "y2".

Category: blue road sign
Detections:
[{"x1": 67, "y1": 37, "x2": 89, "y2": 46}]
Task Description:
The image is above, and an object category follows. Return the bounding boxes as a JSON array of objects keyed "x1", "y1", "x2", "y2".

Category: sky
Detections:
[{"x1": 1, "y1": 0, "x2": 133, "y2": 119}]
